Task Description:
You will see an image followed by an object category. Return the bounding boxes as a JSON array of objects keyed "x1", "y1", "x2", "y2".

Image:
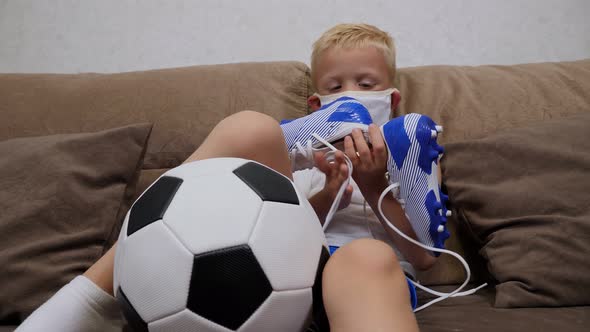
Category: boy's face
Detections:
[{"x1": 309, "y1": 46, "x2": 400, "y2": 111}]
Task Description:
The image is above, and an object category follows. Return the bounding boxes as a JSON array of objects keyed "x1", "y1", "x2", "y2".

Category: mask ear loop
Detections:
[
  {"x1": 377, "y1": 183, "x2": 488, "y2": 312},
  {"x1": 310, "y1": 133, "x2": 353, "y2": 230}
]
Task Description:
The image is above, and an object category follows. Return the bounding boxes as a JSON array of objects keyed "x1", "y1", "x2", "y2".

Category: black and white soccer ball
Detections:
[{"x1": 114, "y1": 158, "x2": 330, "y2": 332}]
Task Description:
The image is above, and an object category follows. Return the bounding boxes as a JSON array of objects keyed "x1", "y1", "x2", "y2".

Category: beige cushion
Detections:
[
  {"x1": 396, "y1": 59, "x2": 590, "y2": 144},
  {"x1": 0, "y1": 62, "x2": 311, "y2": 173},
  {"x1": 0, "y1": 124, "x2": 151, "y2": 320},
  {"x1": 443, "y1": 113, "x2": 590, "y2": 307}
]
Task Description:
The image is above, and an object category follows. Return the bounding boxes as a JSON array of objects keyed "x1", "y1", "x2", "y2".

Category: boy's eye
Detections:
[
  {"x1": 359, "y1": 82, "x2": 374, "y2": 88},
  {"x1": 329, "y1": 85, "x2": 342, "y2": 92}
]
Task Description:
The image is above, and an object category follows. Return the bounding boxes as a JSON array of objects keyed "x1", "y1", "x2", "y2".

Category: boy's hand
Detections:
[
  {"x1": 314, "y1": 150, "x2": 353, "y2": 210},
  {"x1": 344, "y1": 124, "x2": 388, "y2": 195},
  {"x1": 308, "y1": 150, "x2": 353, "y2": 225}
]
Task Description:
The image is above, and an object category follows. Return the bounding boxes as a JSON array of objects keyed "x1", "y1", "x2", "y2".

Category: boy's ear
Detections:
[
  {"x1": 307, "y1": 95, "x2": 322, "y2": 111},
  {"x1": 390, "y1": 89, "x2": 402, "y2": 114}
]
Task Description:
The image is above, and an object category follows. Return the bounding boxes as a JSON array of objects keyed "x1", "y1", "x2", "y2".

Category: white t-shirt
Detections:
[{"x1": 293, "y1": 168, "x2": 416, "y2": 279}]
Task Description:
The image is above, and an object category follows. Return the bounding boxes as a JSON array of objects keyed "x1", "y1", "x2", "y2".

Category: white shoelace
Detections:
[{"x1": 377, "y1": 182, "x2": 487, "y2": 312}]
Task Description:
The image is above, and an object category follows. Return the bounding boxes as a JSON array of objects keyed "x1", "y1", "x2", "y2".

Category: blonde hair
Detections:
[{"x1": 311, "y1": 23, "x2": 396, "y2": 83}]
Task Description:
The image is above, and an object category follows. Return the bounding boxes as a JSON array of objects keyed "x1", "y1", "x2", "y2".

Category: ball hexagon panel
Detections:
[
  {"x1": 117, "y1": 220, "x2": 194, "y2": 323},
  {"x1": 232, "y1": 161, "x2": 299, "y2": 205},
  {"x1": 238, "y1": 288, "x2": 313, "y2": 332},
  {"x1": 163, "y1": 168, "x2": 262, "y2": 255},
  {"x1": 149, "y1": 309, "x2": 231, "y2": 332},
  {"x1": 248, "y1": 201, "x2": 325, "y2": 291},
  {"x1": 127, "y1": 176, "x2": 183, "y2": 236},
  {"x1": 187, "y1": 244, "x2": 272, "y2": 331}
]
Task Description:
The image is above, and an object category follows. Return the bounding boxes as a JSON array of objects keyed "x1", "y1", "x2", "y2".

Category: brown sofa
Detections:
[{"x1": 1, "y1": 60, "x2": 589, "y2": 331}]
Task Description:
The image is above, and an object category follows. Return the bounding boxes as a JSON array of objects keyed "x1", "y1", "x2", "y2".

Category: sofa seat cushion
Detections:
[{"x1": 416, "y1": 286, "x2": 590, "y2": 332}]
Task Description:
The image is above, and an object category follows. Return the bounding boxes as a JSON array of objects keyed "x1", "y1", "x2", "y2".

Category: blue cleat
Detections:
[
  {"x1": 281, "y1": 96, "x2": 373, "y2": 171},
  {"x1": 381, "y1": 113, "x2": 451, "y2": 253}
]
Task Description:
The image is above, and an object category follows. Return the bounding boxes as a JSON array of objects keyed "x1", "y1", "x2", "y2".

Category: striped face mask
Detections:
[{"x1": 314, "y1": 88, "x2": 397, "y2": 126}]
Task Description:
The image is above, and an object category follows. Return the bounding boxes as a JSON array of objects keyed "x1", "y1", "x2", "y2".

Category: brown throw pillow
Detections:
[
  {"x1": 442, "y1": 113, "x2": 590, "y2": 308},
  {"x1": 0, "y1": 123, "x2": 152, "y2": 321}
]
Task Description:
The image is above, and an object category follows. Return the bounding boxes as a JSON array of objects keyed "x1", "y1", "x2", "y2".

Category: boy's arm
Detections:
[{"x1": 344, "y1": 125, "x2": 436, "y2": 270}]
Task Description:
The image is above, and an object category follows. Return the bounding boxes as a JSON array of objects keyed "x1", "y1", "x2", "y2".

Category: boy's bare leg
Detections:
[
  {"x1": 322, "y1": 238, "x2": 419, "y2": 332},
  {"x1": 85, "y1": 111, "x2": 293, "y2": 295},
  {"x1": 185, "y1": 110, "x2": 293, "y2": 179},
  {"x1": 84, "y1": 111, "x2": 416, "y2": 330}
]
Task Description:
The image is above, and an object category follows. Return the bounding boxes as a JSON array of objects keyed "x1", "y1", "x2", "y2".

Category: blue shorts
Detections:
[{"x1": 329, "y1": 245, "x2": 417, "y2": 310}]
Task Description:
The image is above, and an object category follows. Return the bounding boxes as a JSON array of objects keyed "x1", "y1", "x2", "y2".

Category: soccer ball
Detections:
[{"x1": 113, "y1": 158, "x2": 329, "y2": 332}]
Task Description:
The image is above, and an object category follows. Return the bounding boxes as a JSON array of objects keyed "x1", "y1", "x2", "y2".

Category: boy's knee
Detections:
[
  {"x1": 224, "y1": 110, "x2": 278, "y2": 131},
  {"x1": 227, "y1": 110, "x2": 270, "y2": 122},
  {"x1": 212, "y1": 110, "x2": 283, "y2": 148},
  {"x1": 220, "y1": 110, "x2": 283, "y2": 141},
  {"x1": 325, "y1": 239, "x2": 402, "y2": 278}
]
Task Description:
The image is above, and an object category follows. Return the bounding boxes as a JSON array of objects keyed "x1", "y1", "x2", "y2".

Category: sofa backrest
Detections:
[
  {"x1": 396, "y1": 59, "x2": 590, "y2": 143},
  {"x1": 0, "y1": 61, "x2": 313, "y2": 201},
  {"x1": 4, "y1": 59, "x2": 588, "y2": 199}
]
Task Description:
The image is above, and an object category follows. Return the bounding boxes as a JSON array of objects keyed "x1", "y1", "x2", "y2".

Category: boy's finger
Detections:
[
  {"x1": 333, "y1": 150, "x2": 346, "y2": 167},
  {"x1": 343, "y1": 136, "x2": 358, "y2": 166},
  {"x1": 352, "y1": 129, "x2": 370, "y2": 162},
  {"x1": 368, "y1": 124, "x2": 387, "y2": 167},
  {"x1": 313, "y1": 150, "x2": 328, "y2": 161},
  {"x1": 338, "y1": 160, "x2": 348, "y2": 179},
  {"x1": 313, "y1": 151, "x2": 325, "y2": 169},
  {"x1": 314, "y1": 152, "x2": 332, "y2": 174},
  {"x1": 338, "y1": 185, "x2": 353, "y2": 210}
]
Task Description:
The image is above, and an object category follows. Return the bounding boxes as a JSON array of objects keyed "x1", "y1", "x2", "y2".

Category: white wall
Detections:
[{"x1": 1, "y1": 0, "x2": 589, "y2": 73}]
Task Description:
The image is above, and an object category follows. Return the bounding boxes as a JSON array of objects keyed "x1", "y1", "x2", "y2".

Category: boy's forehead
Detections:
[{"x1": 313, "y1": 46, "x2": 390, "y2": 81}]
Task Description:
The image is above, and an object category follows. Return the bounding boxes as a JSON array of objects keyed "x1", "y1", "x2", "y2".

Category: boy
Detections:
[
  {"x1": 19, "y1": 111, "x2": 419, "y2": 332},
  {"x1": 285, "y1": 24, "x2": 448, "y2": 283},
  {"x1": 19, "y1": 24, "x2": 435, "y2": 332}
]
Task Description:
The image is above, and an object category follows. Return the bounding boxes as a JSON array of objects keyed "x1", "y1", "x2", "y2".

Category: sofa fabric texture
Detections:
[
  {"x1": 400, "y1": 60, "x2": 590, "y2": 286},
  {"x1": 0, "y1": 62, "x2": 311, "y2": 171},
  {"x1": 0, "y1": 124, "x2": 152, "y2": 321},
  {"x1": 444, "y1": 113, "x2": 590, "y2": 308}
]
